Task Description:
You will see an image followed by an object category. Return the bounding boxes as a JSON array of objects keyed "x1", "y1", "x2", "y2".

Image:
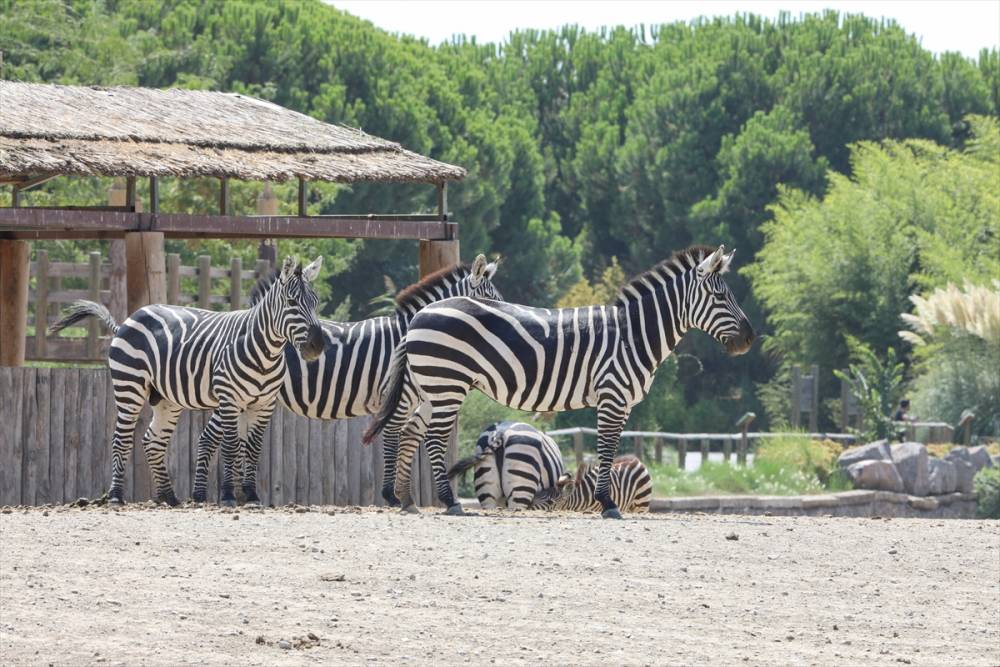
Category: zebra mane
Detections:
[
  {"x1": 248, "y1": 268, "x2": 280, "y2": 307},
  {"x1": 613, "y1": 245, "x2": 717, "y2": 304},
  {"x1": 394, "y1": 263, "x2": 472, "y2": 313}
]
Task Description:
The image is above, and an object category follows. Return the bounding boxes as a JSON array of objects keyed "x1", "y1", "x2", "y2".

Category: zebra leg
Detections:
[
  {"x1": 216, "y1": 403, "x2": 242, "y2": 507},
  {"x1": 423, "y1": 405, "x2": 463, "y2": 515},
  {"x1": 378, "y1": 399, "x2": 420, "y2": 508},
  {"x1": 393, "y1": 405, "x2": 430, "y2": 512},
  {"x1": 241, "y1": 405, "x2": 275, "y2": 506},
  {"x1": 108, "y1": 404, "x2": 143, "y2": 505},
  {"x1": 141, "y1": 401, "x2": 184, "y2": 506},
  {"x1": 191, "y1": 411, "x2": 224, "y2": 503},
  {"x1": 595, "y1": 400, "x2": 630, "y2": 520}
]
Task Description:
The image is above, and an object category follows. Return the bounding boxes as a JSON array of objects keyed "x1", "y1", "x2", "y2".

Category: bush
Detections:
[
  {"x1": 755, "y1": 435, "x2": 843, "y2": 484},
  {"x1": 974, "y1": 467, "x2": 1000, "y2": 519}
]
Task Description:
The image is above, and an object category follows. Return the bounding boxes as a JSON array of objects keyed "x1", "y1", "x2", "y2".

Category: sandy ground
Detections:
[{"x1": 1, "y1": 504, "x2": 998, "y2": 667}]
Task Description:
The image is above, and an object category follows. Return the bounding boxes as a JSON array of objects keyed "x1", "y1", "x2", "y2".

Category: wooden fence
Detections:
[
  {"x1": 0, "y1": 366, "x2": 444, "y2": 507},
  {"x1": 26, "y1": 248, "x2": 270, "y2": 362}
]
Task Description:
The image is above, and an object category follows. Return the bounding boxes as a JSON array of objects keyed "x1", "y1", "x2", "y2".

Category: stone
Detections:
[
  {"x1": 837, "y1": 440, "x2": 892, "y2": 468},
  {"x1": 927, "y1": 458, "x2": 958, "y2": 495},
  {"x1": 969, "y1": 446, "x2": 993, "y2": 470},
  {"x1": 891, "y1": 442, "x2": 929, "y2": 496},
  {"x1": 951, "y1": 458, "x2": 977, "y2": 494},
  {"x1": 844, "y1": 460, "x2": 905, "y2": 493},
  {"x1": 992, "y1": 454, "x2": 1000, "y2": 468}
]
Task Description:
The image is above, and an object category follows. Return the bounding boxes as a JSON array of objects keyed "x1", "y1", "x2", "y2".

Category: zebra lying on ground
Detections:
[
  {"x1": 50, "y1": 256, "x2": 324, "y2": 506},
  {"x1": 212, "y1": 255, "x2": 502, "y2": 506},
  {"x1": 365, "y1": 244, "x2": 754, "y2": 519},
  {"x1": 447, "y1": 421, "x2": 564, "y2": 510},
  {"x1": 535, "y1": 456, "x2": 652, "y2": 513}
]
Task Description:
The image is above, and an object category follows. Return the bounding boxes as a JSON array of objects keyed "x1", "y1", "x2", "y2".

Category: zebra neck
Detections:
[
  {"x1": 247, "y1": 293, "x2": 287, "y2": 361},
  {"x1": 394, "y1": 280, "x2": 466, "y2": 324},
  {"x1": 620, "y1": 268, "x2": 690, "y2": 373}
]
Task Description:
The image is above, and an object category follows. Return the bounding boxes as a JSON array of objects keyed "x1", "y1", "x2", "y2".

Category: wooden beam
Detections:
[
  {"x1": 148, "y1": 176, "x2": 158, "y2": 214},
  {"x1": 298, "y1": 177, "x2": 307, "y2": 217},
  {"x1": 125, "y1": 232, "x2": 166, "y2": 313},
  {"x1": 219, "y1": 178, "x2": 230, "y2": 216},
  {"x1": 1, "y1": 173, "x2": 59, "y2": 191},
  {"x1": 0, "y1": 240, "x2": 30, "y2": 366},
  {"x1": 436, "y1": 181, "x2": 448, "y2": 220}
]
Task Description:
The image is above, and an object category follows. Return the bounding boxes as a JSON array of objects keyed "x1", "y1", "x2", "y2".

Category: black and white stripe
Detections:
[
  {"x1": 536, "y1": 456, "x2": 652, "y2": 513},
  {"x1": 365, "y1": 245, "x2": 754, "y2": 518},
  {"x1": 50, "y1": 256, "x2": 324, "y2": 506},
  {"x1": 447, "y1": 421, "x2": 564, "y2": 510},
  {"x1": 217, "y1": 255, "x2": 501, "y2": 505}
]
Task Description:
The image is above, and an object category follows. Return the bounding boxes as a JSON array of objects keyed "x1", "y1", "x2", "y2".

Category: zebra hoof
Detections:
[
  {"x1": 601, "y1": 507, "x2": 623, "y2": 520},
  {"x1": 158, "y1": 491, "x2": 180, "y2": 507},
  {"x1": 191, "y1": 491, "x2": 207, "y2": 504},
  {"x1": 220, "y1": 498, "x2": 237, "y2": 508},
  {"x1": 443, "y1": 504, "x2": 466, "y2": 516},
  {"x1": 400, "y1": 504, "x2": 420, "y2": 514},
  {"x1": 381, "y1": 487, "x2": 401, "y2": 507},
  {"x1": 243, "y1": 500, "x2": 261, "y2": 509}
]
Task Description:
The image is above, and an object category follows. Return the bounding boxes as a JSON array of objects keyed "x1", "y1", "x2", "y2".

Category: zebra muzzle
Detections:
[{"x1": 298, "y1": 324, "x2": 325, "y2": 361}]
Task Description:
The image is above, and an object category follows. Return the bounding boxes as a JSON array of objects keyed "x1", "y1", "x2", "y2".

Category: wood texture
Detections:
[
  {"x1": 0, "y1": 239, "x2": 30, "y2": 366},
  {"x1": 125, "y1": 231, "x2": 166, "y2": 313}
]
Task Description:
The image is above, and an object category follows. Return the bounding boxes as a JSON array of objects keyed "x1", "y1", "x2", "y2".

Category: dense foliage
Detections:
[{"x1": 3, "y1": 0, "x2": 998, "y2": 431}]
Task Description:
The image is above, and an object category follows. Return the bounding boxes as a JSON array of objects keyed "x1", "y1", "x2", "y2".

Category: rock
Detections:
[
  {"x1": 277, "y1": 640, "x2": 291, "y2": 650},
  {"x1": 891, "y1": 442, "x2": 929, "y2": 496},
  {"x1": 844, "y1": 460, "x2": 904, "y2": 493},
  {"x1": 969, "y1": 446, "x2": 993, "y2": 470},
  {"x1": 838, "y1": 440, "x2": 892, "y2": 468},
  {"x1": 951, "y1": 458, "x2": 977, "y2": 494},
  {"x1": 992, "y1": 454, "x2": 1000, "y2": 468},
  {"x1": 927, "y1": 458, "x2": 958, "y2": 495}
]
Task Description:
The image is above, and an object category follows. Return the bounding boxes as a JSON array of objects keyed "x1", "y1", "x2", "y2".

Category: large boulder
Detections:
[
  {"x1": 951, "y1": 457, "x2": 977, "y2": 494},
  {"x1": 927, "y1": 457, "x2": 958, "y2": 495},
  {"x1": 891, "y1": 442, "x2": 929, "y2": 496},
  {"x1": 992, "y1": 454, "x2": 1000, "y2": 469},
  {"x1": 946, "y1": 446, "x2": 993, "y2": 473},
  {"x1": 844, "y1": 459, "x2": 905, "y2": 493},
  {"x1": 838, "y1": 440, "x2": 892, "y2": 468}
]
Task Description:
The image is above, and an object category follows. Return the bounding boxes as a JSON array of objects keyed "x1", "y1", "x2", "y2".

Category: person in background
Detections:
[{"x1": 893, "y1": 399, "x2": 914, "y2": 441}]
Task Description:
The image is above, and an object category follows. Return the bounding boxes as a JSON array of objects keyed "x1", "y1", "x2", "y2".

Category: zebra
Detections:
[
  {"x1": 364, "y1": 244, "x2": 753, "y2": 519},
  {"x1": 49, "y1": 256, "x2": 324, "y2": 507},
  {"x1": 206, "y1": 254, "x2": 503, "y2": 506},
  {"x1": 446, "y1": 421, "x2": 565, "y2": 510},
  {"x1": 535, "y1": 456, "x2": 652, "y2": 513}
]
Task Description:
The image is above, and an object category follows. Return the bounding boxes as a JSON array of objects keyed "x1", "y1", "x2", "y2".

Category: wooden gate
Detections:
[{"x1": 0, "y1": 366, "x2": 441, "y2": 507}]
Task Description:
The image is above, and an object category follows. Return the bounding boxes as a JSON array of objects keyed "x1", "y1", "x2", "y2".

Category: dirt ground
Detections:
[{"x1": 1, "y1": 504, "x2": 998, "y2": 667}]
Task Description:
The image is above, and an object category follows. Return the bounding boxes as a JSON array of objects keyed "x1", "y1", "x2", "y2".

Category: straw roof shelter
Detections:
[{"x1": 0, "y1": 81, "x2": 465, "y2": 367}]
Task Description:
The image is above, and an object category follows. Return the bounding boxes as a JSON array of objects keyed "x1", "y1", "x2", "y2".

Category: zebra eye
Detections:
[{"x1": 286, "y1": 297, "x2": 297, "y2": 306}]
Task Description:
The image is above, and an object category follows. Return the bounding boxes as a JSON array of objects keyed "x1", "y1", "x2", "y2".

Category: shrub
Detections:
[
  {"x1": 755, "y1": 435, "x2": 843, "y2": 484},
  {"x1": 974, "y1": 467, "x2": 1000, "y2": 519}
]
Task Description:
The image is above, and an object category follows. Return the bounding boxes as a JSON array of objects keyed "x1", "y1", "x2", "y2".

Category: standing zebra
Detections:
[
  {"x1": 535, "y1": 456, "x2": 652, "y2": 513},
  {"x1": 447, "y1": 421, "x2": 565, "y2": 510},
  {"x1": 210, "y1": 255, "x2": 502, "y2": 505},
  {"x1": 365, "y1": 245, "x2": 753, "y2": 519},
  {"x1": 50, "y1": 256, "x2": 324, "y2": 506}
]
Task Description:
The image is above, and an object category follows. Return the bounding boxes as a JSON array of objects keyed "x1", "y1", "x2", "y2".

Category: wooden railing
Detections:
[{"x1": 27, "y1": 249, "x2": 270, "y2": 362}]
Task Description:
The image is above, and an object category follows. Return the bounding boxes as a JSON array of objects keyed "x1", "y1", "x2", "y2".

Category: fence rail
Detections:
[
  {"x1": 0, "y1": 366, "x2": 445, "y2": 508},
  {"x1": 26, "y1": 248, "x2": 271, "y2": 362}
]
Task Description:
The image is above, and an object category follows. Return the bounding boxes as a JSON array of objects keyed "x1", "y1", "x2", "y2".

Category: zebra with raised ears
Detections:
[
  {"x1": 447, "y1": 421, "x2": 565, "y2": 510},
  {"x1": 535, "y1": 456, "x2": 652, "y2": 513},
  {"x1": 50, "y1": 256, "x2": 324, "y2": 507},
  {"x1": 365, "y1": 244, "x2": 754, "y2": 518},
  {"x1": 209, "y1": 254, "x2": 502, "y2": 506}
]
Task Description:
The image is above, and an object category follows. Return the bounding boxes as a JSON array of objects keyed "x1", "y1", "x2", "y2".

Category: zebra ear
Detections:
[
  {"x1": 556, "y1": 473, "x2": 573, "y2": 489},
  {"x1": 470, "y1": 254, "x2": 488, "y2": 285},
  {"x1": 484, "y1": 257, "x2": 500, "y2": 281},
  {"x1": 696, "y1": 245, "x2": 726, "y2": 278},
  {"x1": 280, "y1": 256, "x2": 296, "y2": 281},
  {"x1": 301, "y1": 256, "x2": 323, "y2": 282},
  {"x1": 719, "y1": 248, "x2": 735, "y2": 274}
]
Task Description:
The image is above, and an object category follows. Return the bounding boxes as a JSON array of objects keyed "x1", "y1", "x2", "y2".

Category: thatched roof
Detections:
[{"x1": 0, "y1": 81, "x2": 465, "y2": 183}]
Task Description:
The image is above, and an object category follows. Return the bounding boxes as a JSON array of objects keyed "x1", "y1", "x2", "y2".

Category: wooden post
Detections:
[
  {"x1": 0, "y1": 240, "x2": 30, "y2": 366},
  {"x1": 723, "y1": 435, "x2": 732, "y2": 463},
  {"x1": 166, "y1": 253, "x2": 181, "y2": 305},
  {"x1": 256, "y1": 183, "x2": 278, "y2": 267},
  {"x1": 219, "y1": 178, "x2": 230, "y2": 216},
  {"x1": 125, "y1": 232, "x2": 166, "y2": 314},
  {"x1": 198, "y1": 255, "x2": 212, "y2": 309},
  {"x1": 632, "y1": 435, "x2": 643, "y2": 461},
  {"x1": 809, "y1": 364, "x2": 819, "y2": 433},
  {"x1": 700, "y1": 438, "x2": 710, "y2": 469},
  {"x1": 297, "y1": 177, "x2": 307, "y2": 217},
  {"x1": 573, "y1": 431, "x2": 584, "y2": 469},
  {"x1": 147, "y1": 176, "x2": 157, "y2": 214},
  {"x1": 11, "y1": 185, "x2": 22, "y2": 207},
  {"x1": 736, "y1": 412, "x2": 755, "y2": 466},
  {"x1": 654, "y1": 436, "x2": 663, "y2": 465},
  {"x1": 676, "y1": 439, "x2": 687, "y2": 470},
  {"x1": 790, "y1": 365, "x2": 801, "y2": 429},
  {"x1": 229, "y1": 256, "x2": 242, "y2": 310},
  {"x1": 108, "y1": 240, "x2": 127, "y2": 322},
  {"x1": 87, "y1": 251, "x2": 101, "y2": 358},
  {"x1": 254, "y1": 259, "x2": 270, "y2": 280},
  {"x1": 34, "y1": 249, "x2": 48, "y2": 358},
  {"x1": 958, "y1": 410, "x2": 975, "y2": 446}
]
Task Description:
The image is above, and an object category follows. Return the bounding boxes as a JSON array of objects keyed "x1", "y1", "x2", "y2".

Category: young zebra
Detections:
[
  {"x1": 365, "y1": 244, "x2": 753, "y2": 518},
  {"x1": 50, "y1": 256, "x2": 324, "y2": 506},
  {"x1": 447, "y1": 421, "x2": 565, "y2": 510},
  {"x1": 535, "y1": 456, "x2": 652, "y2": 513},
  {"x1": 206, "y1": 254, "x2": 501, "y2": 505}
]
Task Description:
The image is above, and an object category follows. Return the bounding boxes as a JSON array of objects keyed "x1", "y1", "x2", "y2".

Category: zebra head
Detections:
[
  {"x1": 688, "y1": 245, "x2": 754, "y2": 355},
  {"x1": 276, "y1": 256, "x2": 325, "y2": 361},
  {"x1": 461, "y1": 254, "x2": 502, "y2": 301}
]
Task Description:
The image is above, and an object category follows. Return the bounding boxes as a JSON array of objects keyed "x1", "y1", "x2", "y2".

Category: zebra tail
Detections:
[
  {"x1": 362, "y1": 340, "x2": 409, "y2": 444},
  {"x1": 49, "y1": 300, "x2": 120, "y2": 336},
  {"x1": 447, "y1": 453, "x2": 484, "y2": 480}
]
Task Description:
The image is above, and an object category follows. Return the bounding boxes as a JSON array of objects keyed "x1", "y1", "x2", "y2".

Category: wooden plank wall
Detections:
[{"x1": 0, "y1": 366, "x2": 437, "y2": 507}]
